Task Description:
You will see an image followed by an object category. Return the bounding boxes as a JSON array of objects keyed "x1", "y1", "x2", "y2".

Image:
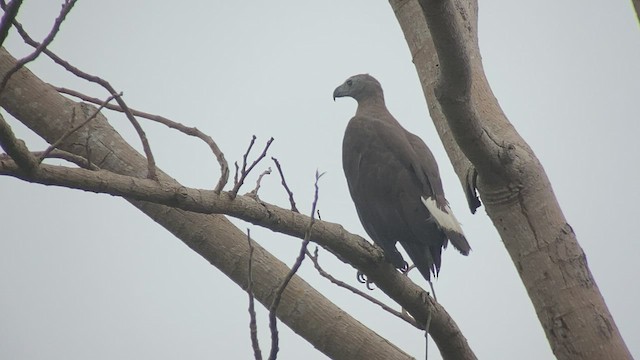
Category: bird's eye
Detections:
[{"x1": 346, "y1": 79, "x2": 353, "y2": 86}]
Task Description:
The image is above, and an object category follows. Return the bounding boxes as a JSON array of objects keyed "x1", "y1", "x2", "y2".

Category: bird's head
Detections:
[{"x1": 333, "y1": 74, "x2": 384, "y2": 102}]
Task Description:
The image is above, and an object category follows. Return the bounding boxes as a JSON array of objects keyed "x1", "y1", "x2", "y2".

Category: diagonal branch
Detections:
[{"x1": 0, "y1": 157, "x2": 474, "y2": 359}]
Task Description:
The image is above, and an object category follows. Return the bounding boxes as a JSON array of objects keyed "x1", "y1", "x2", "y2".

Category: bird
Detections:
[{"x1": 333, "y1": 74, "x2": 470, "y2": 283}]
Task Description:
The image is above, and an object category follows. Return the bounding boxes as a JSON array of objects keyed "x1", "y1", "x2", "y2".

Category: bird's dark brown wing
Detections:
[{"x1": 342, "y1": 115, "x2": 447, "y2": 278}]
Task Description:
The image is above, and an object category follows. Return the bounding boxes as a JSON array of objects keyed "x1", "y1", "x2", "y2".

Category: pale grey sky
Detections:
[{"x1": 1, "y1": 1, "x2": 638, "y2": 359}]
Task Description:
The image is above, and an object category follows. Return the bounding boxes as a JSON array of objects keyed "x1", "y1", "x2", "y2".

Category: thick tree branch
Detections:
[{"x1": 391, "y1": 1, "x2": 632, "y2": 359}]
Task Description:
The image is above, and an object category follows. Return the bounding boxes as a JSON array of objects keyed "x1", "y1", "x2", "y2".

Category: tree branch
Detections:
[
  {"x1": 0, "y1": 111, "x2": 37, "y2": 170},
  {"x1": 0, "y1": 0, "x2": 77, "y2": 93},
  {"x1": 0, "y1": 148, "x2": 473, "y2": 359},
  {"x1": 0, "y1": 0, "x2": 23, "y2": 47}
]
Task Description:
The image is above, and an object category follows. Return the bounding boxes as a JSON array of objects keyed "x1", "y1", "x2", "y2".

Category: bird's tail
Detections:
[{"x1": 421, "y1": 196, "x2": 471, "y2": 255}]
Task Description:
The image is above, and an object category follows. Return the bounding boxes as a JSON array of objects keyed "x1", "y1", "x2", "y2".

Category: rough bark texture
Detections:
[
  {"x1": 390, "y1": 0, "x2": 632, "y2": 359},
  {"x1": 0, "y1": 47, "x2": 413, "y2": 360}
]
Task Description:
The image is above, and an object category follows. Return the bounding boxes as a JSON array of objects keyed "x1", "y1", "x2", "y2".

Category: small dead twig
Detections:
[
  {"x1": 271, "y1": 157, "x2": 298, "y2": 213},
  {"x1": 249, "y1": 167, "x2": 271, "y2": 198},
  {"x1": 55, "y1": 87, "x2": 230, "y2": 192},
  {"x1": 35, "y1": 149, "x2": 99, "y2": 170},
  {"x1": 267, "y1": 170, "x2": 323, "y2": 360},
  {"x1": 8, "y1": 17, "x2": 158, "y2": 180},
  {"x1": 307, "y1": 247, "x2": 421, "y2": 329},
  {"x1": 230, "y1": 136, "x2": 274, "y2": 198},
  {"x1": 0, "y1": 0, "x2": 76, "y2": 93},
  {"x1": 246, "y1": 229, "x2": 263, "y2": 360},
  {"x1": 0, "y1": 112, "x2": 37, "y2": 171},
  {"x1": 0, "y1": 0, "x2": 24, "y2": 47},
  {"x1": 38, "y1": 93, "x2": 120, "y2": 162}
]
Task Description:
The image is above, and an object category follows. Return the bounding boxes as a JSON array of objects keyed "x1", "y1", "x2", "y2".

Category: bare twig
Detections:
[
  {"x1": 307, "y1": 247, "x2": 421, "y2": 329},
  {"x1": 0, "y1": 112, "x2": 37, "y2": 171},
  {"x1": 246, "y1": 229, "x2": 263, "y2": 360},
  {"x1": 38, "y1": 93, "x2": 120, "y2": 162},
  {"x1": 249, "y1": 167, "x2": 271, "y2": 198},
  {"x1": 55, "y1": 87, "x2": 230, "y2": 192},
  {"x1": 271, "y1": 157, "x2": 298, "y2": 213},
  {"x1": 0, "y1": 0, "x2": 23, "y2": 47},
  {"x1": 267, "y1": 171, "x2": 323, "y2": 360},
  {"x1": 230, "y1": 136, "x2": 274, "y2": 198},
  {"x1": 8, "y1": 17, "x2": 158, "y2": 180},
  {"x1": 0, "y1": 0, "x2": 77, "y2": 93},
  {"x1": 35, "y1": 149, "x2": 98, "y2": 170}
]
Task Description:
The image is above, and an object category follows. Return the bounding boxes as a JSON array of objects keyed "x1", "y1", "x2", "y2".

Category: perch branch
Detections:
[
  {"x1": 307, "y1": 246, "x2": 420, "y2": 329},
  {"x1": 0, "y1": 158, "x2": 474, "y2": 359}
]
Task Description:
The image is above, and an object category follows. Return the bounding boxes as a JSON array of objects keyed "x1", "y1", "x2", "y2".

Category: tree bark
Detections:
[
  {"x1": 390, "y1": 0, "x2": 632, "y2": 359},
  {"x1": 0, "y1": 47, "x2": 414, "y2": 360}
]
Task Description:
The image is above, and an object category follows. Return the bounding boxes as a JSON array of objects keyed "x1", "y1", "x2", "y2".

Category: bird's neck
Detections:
[{"x1": 355, "y1": 96, "x2": 389, "y2": 116}]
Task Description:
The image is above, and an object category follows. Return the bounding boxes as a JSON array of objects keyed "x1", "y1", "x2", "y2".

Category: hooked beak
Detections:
[{"x1": 333, "y1": 84, "x2": 348, "y2": 101}]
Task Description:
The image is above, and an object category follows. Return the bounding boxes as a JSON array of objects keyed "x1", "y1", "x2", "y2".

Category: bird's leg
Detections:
[{"x1": 428, "y1": 280, "x2": 438, "y2": 302}]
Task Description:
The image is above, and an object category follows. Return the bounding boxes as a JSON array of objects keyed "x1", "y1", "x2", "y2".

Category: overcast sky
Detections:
[{"x1": 1, "y1": 1, "x2": 639, "y2": 359}]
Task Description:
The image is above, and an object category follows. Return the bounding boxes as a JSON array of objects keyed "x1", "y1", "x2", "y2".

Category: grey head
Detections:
[{"x1": 333, "y1": 74, "x2": 384, "y2": 102}]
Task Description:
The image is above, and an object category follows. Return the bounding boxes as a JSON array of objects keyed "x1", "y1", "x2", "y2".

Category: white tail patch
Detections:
[{"x1": 421, "y1": 196, "x2": 465, "y2": 235}]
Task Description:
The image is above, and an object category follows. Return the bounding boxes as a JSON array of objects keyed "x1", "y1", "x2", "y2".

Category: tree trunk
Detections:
[{"x1": 390, "y1": 0, "x2": 632, "y2": 359}]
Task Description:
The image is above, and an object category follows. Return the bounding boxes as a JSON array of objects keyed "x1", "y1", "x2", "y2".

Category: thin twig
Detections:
[
  {"x1": 55, "y1": 87, "x2": 230, "y2": 192},
  {"x1": 267, "y1": 170, "x2": 323, "y2": 360},
  {"x1": 0, "y1": 0, "x2": 24, "y2": 47},
  {"x1": 249, "y1": 167, "x2": 271, "y2": 198},
  {"x1": 0, "y1": 112, "x2": 37, "y2": 171},
  {"x1": 35, "y1": 149, "x2": 99, "y2": 170},
  {"x1": 307, "y1": 247, "x2": 421, "y2": 329},
  {"x1": 38, "y1": 93, "x2": 120, "y2": 162},
  {"x1": 230, "y1": 136, "x2": 274, "y2": 198},
  {"x1": 8, "y1": 17, "x2": 158, "y2": 180},
  {"x1": 246, "y1": 229, "x2": 263, "y2": 360},
  {"x1": 271, "y1": 157, "x2": 299, "y2": 213},
  {"x1": 0, "y1": 0, "x2": 77, "y2": 93}
]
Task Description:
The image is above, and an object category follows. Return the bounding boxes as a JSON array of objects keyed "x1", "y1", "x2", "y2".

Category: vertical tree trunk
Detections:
[{"x1": 390, "y1": 1, "x2": 632, "y2": 359}]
